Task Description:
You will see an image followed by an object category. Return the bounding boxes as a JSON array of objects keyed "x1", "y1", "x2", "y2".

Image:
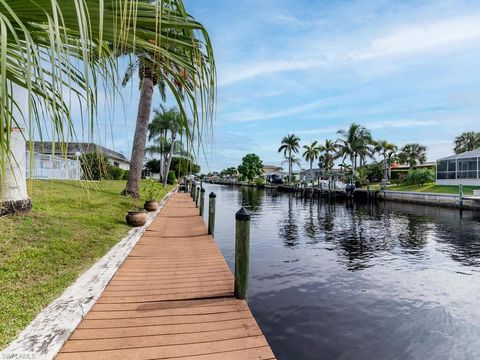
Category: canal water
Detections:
[{"x1": 202, "y1": 184, "x2": 480, "y2": 360}]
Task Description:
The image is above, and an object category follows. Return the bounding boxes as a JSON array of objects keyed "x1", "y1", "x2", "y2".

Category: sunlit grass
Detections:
[
  {"x1": 386, "y1": 182, "x2": 480, "y2": 195},
  {"x1": 0, "y1": 180, "x2": 173, "y2": 348}
]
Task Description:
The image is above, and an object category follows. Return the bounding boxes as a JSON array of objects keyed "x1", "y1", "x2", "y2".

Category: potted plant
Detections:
[
  {"x1": 126, "y1": 197, "x2": 148, "y2": 227},
  {"x1": 142, "y1": 179, "x2": 162, "y2": 212}
]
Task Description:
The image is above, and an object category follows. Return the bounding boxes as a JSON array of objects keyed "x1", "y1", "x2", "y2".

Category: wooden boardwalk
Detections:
[{"x1": 56, "y1": 192, "x2": 276, "y2": 360}]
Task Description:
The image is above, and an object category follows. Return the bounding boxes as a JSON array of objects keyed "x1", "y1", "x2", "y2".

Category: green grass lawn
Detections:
[
  {"x1": 385, "y1": 182, "x2": 480, "y2": 195},
  {"x1": 0, "y1": 180, "x2": 173, "y2": 348}
]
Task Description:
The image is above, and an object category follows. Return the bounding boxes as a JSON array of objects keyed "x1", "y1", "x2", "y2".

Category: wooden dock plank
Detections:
[{"x1": 56, "y1": 192, "x2": 275, "y2": 359}]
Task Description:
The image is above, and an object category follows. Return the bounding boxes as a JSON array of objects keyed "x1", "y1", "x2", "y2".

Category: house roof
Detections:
[
  {"x1": 391, "y1": 162, "x2": 436, "y2": 169},
  {"x1": 29, "y1": 141, "x2": 129, "y2": 163},
  {"x1": 437, "y1": 148, "x2": 480, "y2": 161}
]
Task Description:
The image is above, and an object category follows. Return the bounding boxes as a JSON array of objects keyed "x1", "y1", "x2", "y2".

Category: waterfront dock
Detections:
[{"x1": 56, "y1": 192, "x2": 275, "y2": 360}]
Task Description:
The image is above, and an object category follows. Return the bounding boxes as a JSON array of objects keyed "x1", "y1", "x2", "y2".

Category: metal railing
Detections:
[{"x1": 25, "y1": 152, "x2": 82, "y2": 180}]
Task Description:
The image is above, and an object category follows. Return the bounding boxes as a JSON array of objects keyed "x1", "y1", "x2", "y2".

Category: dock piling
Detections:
[
  {"x1": 235, "y1": 207, "x2": 251, "y2": 300},
  {"x1": 208, "y1": 192, "x2": 216, "y2": 236},
  {"x1": 200, "y1": 188, "x2": 205, "y2": 216},
  {"x1": 195, "y1": 187, "x2": 200, "y2": 207},
  {"x1": 459, "y1": 184, "x2": 464, "y2": 209}
]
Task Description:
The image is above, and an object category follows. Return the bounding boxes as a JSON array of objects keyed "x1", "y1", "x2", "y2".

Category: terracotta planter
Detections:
[
  {"x1": 126, "y1": 210, "x2": 147, "y2": 227},
  {"x1": 144, "y1": 200, "x2": 159, "y2": 212}
]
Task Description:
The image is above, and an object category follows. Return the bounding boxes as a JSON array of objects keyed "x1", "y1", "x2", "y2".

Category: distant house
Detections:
[
  {"x1": 29, "y1": 142, "x2": 130, "y2": 170},
  {"x1": 436, "y1": 149, "x2": 480, "y2": 186},
  {"x1": 390, "y1": 162, "x2": 436, "y2": 170},
  {"x1": 262, "y1": 165, "x2": 283, "y2": 176}
]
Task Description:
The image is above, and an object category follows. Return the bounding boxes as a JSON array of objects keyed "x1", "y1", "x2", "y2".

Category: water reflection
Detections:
[
  {"x1": 206, "y1": 184, "x2": 480, "y2": 360},
  {"x1": 278, "y1": 194, "x2": 299, "y2": 247}
]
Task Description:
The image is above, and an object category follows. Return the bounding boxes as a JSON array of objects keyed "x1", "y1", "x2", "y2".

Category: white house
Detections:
[
  {"x1": 436, "y1": 148, "x2": 480, "y2": 186},
  {"x1": 30, "y1": 141, "x2": 130, "y2": 170}
]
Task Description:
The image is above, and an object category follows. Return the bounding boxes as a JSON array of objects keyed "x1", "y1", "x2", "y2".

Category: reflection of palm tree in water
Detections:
[
  {"x1": 279, "y1": 194, "x2": 299, "y2": 247},
  {"x1": 240, "y1": 187, "x2": 264, "y2": 212},
  {"x1": 398, "y1": 216, "x2": 429, "y2": 253},
  {"x1": 304, "y1": 200, "x2": 319, "y2": 241}
]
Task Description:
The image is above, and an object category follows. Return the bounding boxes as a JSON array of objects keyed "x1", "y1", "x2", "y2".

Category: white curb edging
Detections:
[{"x1": 1, "y1": 187, "x2": 178, "y2": 360}]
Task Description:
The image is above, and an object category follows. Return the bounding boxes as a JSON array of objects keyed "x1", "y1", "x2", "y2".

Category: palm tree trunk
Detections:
[
  {"x1": 383, "y1": 156, "x2": 388, "y2": 180},
  {"x1": 123, "y1": 74, "x2": 154, "y2": 198},
  {"x1": 163, "y1": 132, "x2": 176, "y2": 186},
  {"x1": 289, "y1": 149, "x2": 292, "y2": 182},
  {"x1": 310, "y1": 160, "x2": 313, "y2": 184},
  {"x1": 350, "y1": 154, "x2": 355, "y2": 183}
]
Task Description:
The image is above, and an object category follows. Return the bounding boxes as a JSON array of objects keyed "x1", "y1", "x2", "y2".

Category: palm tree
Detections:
[
  {"x1": 319, "y1": 139, "x2": 337, "y2": 172},
  {"x1": 374, "y1": 140, "x2": 397, "y2": 180},
  {"x1": 302, "y1": 141, "x2": 320, "y2": 181},
  {"x1": 278, "y1": 134, "x2": 301, "y2": 182},
  {"x1": 1, "y1": 0, "x2": 215, "y2": 209},
  {"x1": 147, "y1": 107, "x2": 185, "y2": 186},
  {"x1": 336, "y1": 123, "x2": 372, "y2": 181},
  {"x1": 454, "y1": 131, "x2": 480, "y2": 154},
  {"x1": 398, "y1": 143, "x2": 427, "y2": 170}
]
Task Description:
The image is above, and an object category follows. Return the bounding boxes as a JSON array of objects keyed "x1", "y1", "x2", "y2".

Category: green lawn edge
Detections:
[{"x1": 0, "y1": 180, "x2": 173, "y2": 348}]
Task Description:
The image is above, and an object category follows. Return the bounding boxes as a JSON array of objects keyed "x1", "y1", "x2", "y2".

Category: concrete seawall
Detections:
[{"x1": 377, "y1": 190, "x2": 480, "y2": 210}]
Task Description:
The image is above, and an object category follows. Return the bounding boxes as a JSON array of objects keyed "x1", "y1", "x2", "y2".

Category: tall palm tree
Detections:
[
  {"x1": 318, "y1": 139, "x2": 337, "y2": 172},
  {"x1": 398, "y1": 143, "x2": 427, "y2": 170},
  {"x1": 302, "y1": 141, "x2": 320, "y2": 181},
  {"x1": 147, "y1": 107, "x2": 185, "y2": 186},
  {"x1": 278, "y1": 134, "x2": 300, "y2": 182},
  {"x1": 374, "y1": 140, "x2": 397, "y2": 180},
  {"x1": 1, "y1": 0, "x2": 215, "y2": 209},
  {"x1": 336, "y1": 123, "x2": 372, "y2": 181},
  {"x1": 454, "y1": 131, "x2": 480, "y2": 154}
]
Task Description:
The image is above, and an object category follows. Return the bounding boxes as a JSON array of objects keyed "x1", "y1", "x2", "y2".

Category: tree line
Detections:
[{"x1": 217, "y1": 125, "x2": 479, "y2": 185}]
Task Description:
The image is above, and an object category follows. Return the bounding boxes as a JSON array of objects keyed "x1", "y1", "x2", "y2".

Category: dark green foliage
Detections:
[
  {"x1": 122, "y1": 170, "x2": 130, "y2": 180},
  {"x1": 109, "y1": 166, "x2": 124, "y2": 180},
  {"x1": 170, "y1": 157, "x2": 200, "y2": 177},
  {"x1": 220, "y1": 167, "x2": 238, "y2": 176},
  {"x1": 364, "y1": 162, "x2": 384, "y2": 183},
  {"x1": 405, "y1": 169, "x2": 435, "y2": 185},
  {"x1": 145, "y1": 159, "x2": 161, "y2": 173},
  {"x1": 80, "y1": 152, "x2": 111, "y2": 180},
  {"x1": 237, "y1": 154, "x2": 264, "y2": 182},
  {"x1": 167, "y1": 170, "x2": 177, "y2": 184}
]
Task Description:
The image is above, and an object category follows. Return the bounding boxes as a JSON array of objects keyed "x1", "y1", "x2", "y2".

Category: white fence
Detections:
[{"x1": 25, "y1": 152, "x2": 82, "y2": 180}]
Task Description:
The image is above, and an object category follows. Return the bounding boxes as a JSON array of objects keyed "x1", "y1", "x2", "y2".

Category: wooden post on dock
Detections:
[
  {"x1": 195, "y1": 187, "x2": 200, "y2": 207},
  {"x1": 208, "y1": 192, "x2": 216, "y2": 236},
  {"x1": 459, "y1": 184, "x2": 463, "y2": 209},
  {"x1": 200, "y1": 188, "x2": 205, "y2": 216},
  {"x1": 234, "y1": 207, "x2": 251, "y2": 300},
  {"x1": 191, "y1": 182, "x2": 195, "y2": 199}
]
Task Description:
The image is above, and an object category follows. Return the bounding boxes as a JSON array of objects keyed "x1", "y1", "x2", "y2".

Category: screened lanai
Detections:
[{"x1": 436, "y1": 148, "x2": 480, "y2": 185}]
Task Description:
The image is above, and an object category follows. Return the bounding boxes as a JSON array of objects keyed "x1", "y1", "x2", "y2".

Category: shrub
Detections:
[
  {"x1": 122, "y1": 170, "x2": 130, "y2": 180},
  {"x1": 167, "y1": 170, "x2": 177, "y2": 185},
  {"x1": 355, "y1": 167, "x2": 369, "y2": 187},
  {"x1": 255, "y1": 177, "x2": 266, "y2": 186},
  {"x1": 109, "y1": 166, "x2": 124, "y2": 180},
  {"x1": 365, "y1": 162, "x2": 384, "y2": 183},
  {"x1": 142, "y1": 179, "x2": 163, "y2": 201},
  {"x1": 405, "y1": 169, "x2": 435, "y2": 185},
  {"x1": 80, "y1": 152, "x2": 110, "y2": 180}
]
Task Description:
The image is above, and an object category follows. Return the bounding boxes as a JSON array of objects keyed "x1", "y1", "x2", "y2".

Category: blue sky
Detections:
[{"x1": 93, "y1": 0, "x2": 480, "y2": 172}]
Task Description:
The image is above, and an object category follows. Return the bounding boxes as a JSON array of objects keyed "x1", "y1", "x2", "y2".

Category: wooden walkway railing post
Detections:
[
  {"x1": 200, "y1": 188, "x2": 205, "y2": 216},
  {"x1": 208, "y1": 192, "x2": 216, "y2": 236},
  {"x1": 195, "y1": 186, "x2": 200, "y2": 208},
  {"x1": 234, "y1": 207, "x2": 251, "y2": 300},
  {"x1": 191, "y1": 182, "x2": 195, "y2": 199}
]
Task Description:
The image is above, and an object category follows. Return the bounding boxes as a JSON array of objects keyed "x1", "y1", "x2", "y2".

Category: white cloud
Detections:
[
  {"x1": 224, "y1": 98, "x2": 334, "y2": 123},
  {"x1": 219, "y1": 14, "x2": 480, "y2": 86},
  {"x1": 296, "y1": 119, "x2": 437, "y2": 135}
]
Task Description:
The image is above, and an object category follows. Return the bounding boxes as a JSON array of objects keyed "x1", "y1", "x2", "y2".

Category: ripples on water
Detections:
[{"x1": 202, "y1": 184, "x2": 480, "y2": 360}]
